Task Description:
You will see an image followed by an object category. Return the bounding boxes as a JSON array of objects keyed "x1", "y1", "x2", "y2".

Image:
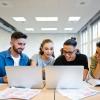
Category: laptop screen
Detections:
[
  {"x1": 6, "y1": 66, "x2": 44, "y2": 89},
  {"x1": 45, "y1": 66, "x2": 84, "y2": 89}
]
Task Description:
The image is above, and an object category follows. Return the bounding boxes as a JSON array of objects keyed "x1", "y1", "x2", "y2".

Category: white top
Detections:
[{"x1": 11, "y1": 55, "x2": 20, "y2": 66}]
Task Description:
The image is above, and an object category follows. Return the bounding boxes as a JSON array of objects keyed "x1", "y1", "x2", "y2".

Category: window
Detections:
[
  {"x1": 81, "y1": 29, "x2": 89, "y2": 56},
  {"x1": 80, "y1": 18, "x2": 100, "y2": 57},
  {"x1": 98, "y1": 20, "x2": 100, "y2": 37},
  {"x1": 91, "y1": 20, "x2": 100, "y2": 55},
  {"x1": 92, "y1": 23, "x2": 98, "y2": 39}
]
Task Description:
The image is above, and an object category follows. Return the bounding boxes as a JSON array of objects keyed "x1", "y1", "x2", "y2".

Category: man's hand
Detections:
[{"x1": 3, "y1": 76, "x2": 8, "y2": 83}]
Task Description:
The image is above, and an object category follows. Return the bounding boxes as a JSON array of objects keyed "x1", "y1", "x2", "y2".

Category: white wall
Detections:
[
  {"x1": 0, "y1": 29, "x2": 78, "y2": 58},
  {"x1": 0, "y1": 29, "x2": 11, "y2": 51}
]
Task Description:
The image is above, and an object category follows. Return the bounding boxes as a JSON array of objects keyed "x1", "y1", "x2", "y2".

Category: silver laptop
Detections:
[
  {"x1": 45, "y1": 66, "x2": 84, "y2": 89},
  {"x1": 6, "y1": 66, "x2": 44, "y2": 89}
]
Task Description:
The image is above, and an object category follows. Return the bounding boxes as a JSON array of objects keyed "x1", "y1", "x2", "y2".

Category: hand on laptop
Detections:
[{"x1": 3, "y1": 76, "x2": 8, "y2": 83}]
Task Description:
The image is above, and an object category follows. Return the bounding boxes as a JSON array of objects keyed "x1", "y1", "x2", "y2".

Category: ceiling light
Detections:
[
  {"x1": 64, "y1": 28, "x2": 73, "y2": 31},
  {"x1": 12, "y1": 17, "x2": 26, "y2": 21},
  {"x1": 41, "y1": 28, "x2": 57, "y2": 31},
  {"x1": 35, "y1": 17, "x2": 58, "y2": 21},
  {"x1": 25, "y1": 28, "x2": 34, "y2": 31},
  {"x1": 80, "y1": 1, "x2": 85, "y2": 5},
  {"x1": 68, "y1": 17, "x2": 80, "y2": 21},
  {"x1": 1, "y1": 2, "x2": 8, "y2": 6}
]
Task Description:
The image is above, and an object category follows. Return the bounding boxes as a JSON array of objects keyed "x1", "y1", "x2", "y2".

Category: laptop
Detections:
[
  {"x1": 6, "y1": 66, "x2": 44, "y2": 89},
  {"x1": 45, "y1": 66, "x2": 84, "y2": 89}
]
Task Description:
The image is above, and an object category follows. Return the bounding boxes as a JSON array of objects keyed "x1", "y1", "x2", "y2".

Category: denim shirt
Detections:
[{"x1": 0, "y1": 49, "x2": 29, "y2": 83}]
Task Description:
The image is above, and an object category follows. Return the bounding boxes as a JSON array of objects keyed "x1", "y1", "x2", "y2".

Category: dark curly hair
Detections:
[{"x1": 63, "y1": 37, "x2": 77, "y2": 47}]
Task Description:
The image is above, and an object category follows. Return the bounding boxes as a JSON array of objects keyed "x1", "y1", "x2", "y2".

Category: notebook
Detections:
[
  {"x1": 5, "y1": 66, "x2": 44, "y2": 89},
  {"x1": 45, "y1": 66, "x2": 84, "y2": 89}
]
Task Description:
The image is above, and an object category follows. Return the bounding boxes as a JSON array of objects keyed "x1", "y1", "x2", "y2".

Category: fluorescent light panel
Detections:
[
  {"x1": 68, "y1": 17, "x2": 80, "y2": 21},
  {"x1": 41, "y1": 28, "x2": 57, "y2": 31},
  {"x1": 12, "y1": 17, "x2": 26, "y2": 21},
  {"x1": 35, "y1": 17, "x2": 58, "y2": 21},
  {"x1": 64, "y1": 28, "x2": 73, "y2": 31},
  {"x1": 25, "y1": 28, "x2": 34, "y2": 31}
]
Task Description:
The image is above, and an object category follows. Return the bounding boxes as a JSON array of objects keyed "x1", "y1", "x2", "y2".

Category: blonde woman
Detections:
[{"x1": 31, "y1": 39, "x2": 55, "y2": 79}]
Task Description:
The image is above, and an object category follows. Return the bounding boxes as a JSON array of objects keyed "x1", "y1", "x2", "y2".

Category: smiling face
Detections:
[
  {"x1": 11, "y1": 38, "x2": 26, "y2": 54},
  {"x1": 63, "y1": 45, "x2": 76, "y2": 61},
  {"x1": 41, "y1": 42, "x2": 54, "y2": 59}
]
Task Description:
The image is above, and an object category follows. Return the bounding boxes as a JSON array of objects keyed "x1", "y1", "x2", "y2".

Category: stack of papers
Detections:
[
  {"x1": 87, "y1": 79, "x2": 100, "y2": 86},
  {"x1": 57, "y1": 88, "x2": 100, "y2": 100},
  {"x1": 0, "y1": 87, "x2": 41, "y2": 99}
]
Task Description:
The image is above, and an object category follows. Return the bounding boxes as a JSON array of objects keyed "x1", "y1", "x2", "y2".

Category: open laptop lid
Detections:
[
  {"x1": 45, "y1": 66, "x2": 84, "y2": 89},
  {"x1": 6, "y1": 66, "x2": 44, "y2": 89}
]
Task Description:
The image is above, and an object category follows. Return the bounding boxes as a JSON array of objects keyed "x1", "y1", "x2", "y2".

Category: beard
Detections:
[{"x1": 13, "y1": 46, "x2": 23, "y2": 54}]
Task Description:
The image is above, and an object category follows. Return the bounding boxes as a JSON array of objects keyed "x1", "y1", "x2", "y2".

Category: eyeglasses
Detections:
[{"x1": 63, "y1": 50, "x2": 75, "y2": 55}]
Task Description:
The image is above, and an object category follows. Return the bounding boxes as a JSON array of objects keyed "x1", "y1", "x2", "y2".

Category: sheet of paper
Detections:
[
  {"x1": 87, "y1": 79, "x2": 100, "y2": 86},
  {"x1": 81, "y1": 81, "x2": 93, "y2": 88},
  {"x1": 0, "y1": 87, "x2": 41, "y2": 99},
  {"x1": 57, "y1": 88, "x2": 100, "y2": 100}
]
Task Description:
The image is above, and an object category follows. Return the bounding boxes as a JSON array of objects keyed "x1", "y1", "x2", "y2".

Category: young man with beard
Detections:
[{"x1": 0, "y1": 32, "x2": 29, "y2": 83}]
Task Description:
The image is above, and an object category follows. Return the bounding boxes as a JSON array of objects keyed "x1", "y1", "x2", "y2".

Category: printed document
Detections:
[
  {"x1": 0, "y1": 87, "x2": 41, "y2": 99},
  {"x1": 57, "y1": 88, "x2": 100, "y2": 100}
]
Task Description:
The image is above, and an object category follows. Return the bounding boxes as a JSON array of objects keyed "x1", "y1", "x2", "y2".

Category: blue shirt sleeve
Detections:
[
  {"x1": 0, "y1": 77, "x2": 3, "y2": 83},
  {"x1": 0, "y1": 55, "x2": 5, "y2": 83}
]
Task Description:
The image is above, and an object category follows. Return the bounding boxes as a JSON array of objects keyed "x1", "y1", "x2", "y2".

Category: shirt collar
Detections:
[
  {"x1": 6, "y1": 48, "x2": 23, "y2": 59},
  {"x1": 6, "y1": 48, "x2": 12, "y2": 58}
]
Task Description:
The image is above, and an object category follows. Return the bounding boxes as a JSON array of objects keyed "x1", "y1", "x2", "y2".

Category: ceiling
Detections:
[{"x1": 0, "y1": 0, "x2": 100, "y2": 34}]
